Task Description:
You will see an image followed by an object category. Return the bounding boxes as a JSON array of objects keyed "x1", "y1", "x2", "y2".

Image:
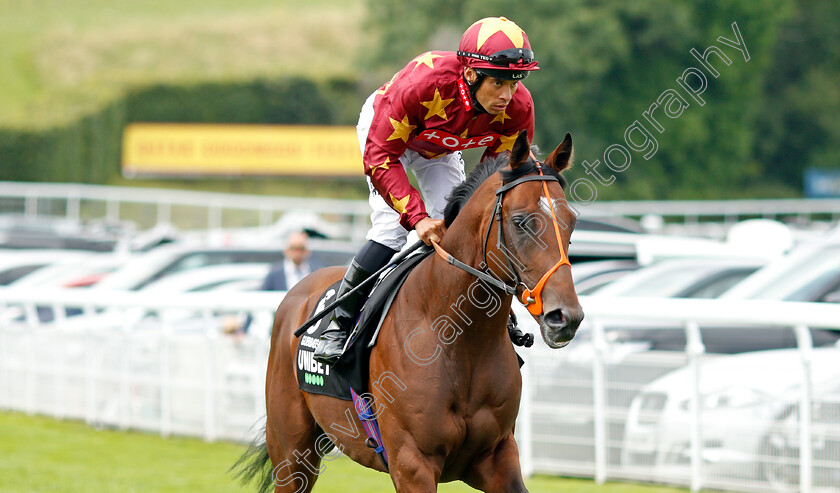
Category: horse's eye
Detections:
[{"x1": 511, "y1": 214, "x2": 526, "y2": 229}]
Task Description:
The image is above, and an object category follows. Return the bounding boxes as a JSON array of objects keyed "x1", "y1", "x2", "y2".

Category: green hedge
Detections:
[{"x1": 0, "y1": 76, "x2": 361, "y2": 184}]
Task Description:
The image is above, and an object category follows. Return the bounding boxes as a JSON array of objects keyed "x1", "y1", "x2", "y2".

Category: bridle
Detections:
[{"x1": 432, "y1": 156, "x2": 571, "y2": 316}]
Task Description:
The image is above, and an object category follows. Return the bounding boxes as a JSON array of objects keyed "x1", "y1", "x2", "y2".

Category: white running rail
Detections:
[{"x1": 1, "y1": 290, "x2": 839, "y2": 493}]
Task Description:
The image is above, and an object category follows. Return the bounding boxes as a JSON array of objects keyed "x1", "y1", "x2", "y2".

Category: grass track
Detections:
[{"x1": 0, "y1": 411, "x2": 695, "y2": 492}]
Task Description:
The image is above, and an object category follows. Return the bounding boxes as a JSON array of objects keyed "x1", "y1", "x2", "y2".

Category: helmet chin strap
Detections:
[{"x1": 463, "y1": 74, "x2": 488, "y2": 114}]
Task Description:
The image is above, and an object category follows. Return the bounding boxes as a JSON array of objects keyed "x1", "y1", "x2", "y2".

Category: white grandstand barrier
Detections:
[{"x1": 1, "y1": 290, "x2": 839, "y2": 492}]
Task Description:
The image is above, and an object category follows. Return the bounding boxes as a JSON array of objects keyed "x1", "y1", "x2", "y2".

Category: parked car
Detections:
[
  {"x1": 1, "y1": 252, "x2": 131, "y2": 322},
  {"x1": 2, "y1": 262, "x2": 280, "y2": 335},
  {"x1": 136, "y1": 263, "x2": 271, "y2": 293},
  {"x1": 92, "y1": 239, "x2": 356, "y2": 291},
  {"x1": 0, "y1": 249, "x2": 105, "y2": 286},
  {"x1": 0, "y1": 214, "x2": 127, "y2": 251},
  {"x1": 565, "y1": 223, "x2": 787, "y2": 265},
  {"x1": 572, "y1": 259, "x2": 641, "y2": 295},
  {"x1": 1, "y1": 239, "x2": 353, "y2": 325},
  {"x1": 8, "y1": 252, "x2": 129, "y2": 289},
  {"x1": 516, "y1": 227, "x2": 840, "y2": 469},
  {"x1": 568, "y1": 227, "x2": 840, "y2": 356},
  {"x1": 590, "y1": 257, "x2": 767, "y2": 299},
  {"x1": 622, "y1": 347, "x2": 840, "y2": 491},
  {"x1": 719, "y1": 227, "x2": 840, "y2": 303}
]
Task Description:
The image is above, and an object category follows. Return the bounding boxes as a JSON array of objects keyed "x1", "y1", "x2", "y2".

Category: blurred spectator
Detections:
[
  {"x1": 229, "y1": 231, "x2": 322, "y2": 336},
  {"x1": 260, "y1": 230, "x2": 317, "y2": 291}
]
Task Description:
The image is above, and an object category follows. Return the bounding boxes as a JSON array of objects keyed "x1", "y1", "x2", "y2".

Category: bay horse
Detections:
[{"x1": 236, "y1": 131, "x2": 584, "y2": 492}]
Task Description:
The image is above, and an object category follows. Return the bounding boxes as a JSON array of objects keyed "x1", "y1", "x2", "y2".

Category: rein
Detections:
[
  {"x1": 432, "y1": 157, "x2": 570, "y2": 316},
  {"x1": 431, "y1": 241, "x2": 517, "y2": 295}
]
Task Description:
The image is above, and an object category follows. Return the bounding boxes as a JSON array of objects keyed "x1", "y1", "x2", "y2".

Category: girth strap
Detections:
[{"x1": 350, "y1": 387, "x2": 389, "y2": 472}]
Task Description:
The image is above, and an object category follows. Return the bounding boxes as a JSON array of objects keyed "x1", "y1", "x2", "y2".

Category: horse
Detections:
[{"x1": 236, "y1": 130, "x2": 584, "y2": 492}]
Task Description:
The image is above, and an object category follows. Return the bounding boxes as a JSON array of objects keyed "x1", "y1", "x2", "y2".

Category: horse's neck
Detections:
[
  {"x1": 414, "y1": 258, "x2": 513, "y2": 353},
  {"x1": 411, "y1": 177, "x2": 516, "y2": 352},
  {"x1": 413, "y1": 219, "x2": 513, "y2": 354}
]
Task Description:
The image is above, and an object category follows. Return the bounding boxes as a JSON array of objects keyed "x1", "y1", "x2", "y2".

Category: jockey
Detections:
[{"x1": 314, "y1": 16, "x2": 540, "y2": 365}]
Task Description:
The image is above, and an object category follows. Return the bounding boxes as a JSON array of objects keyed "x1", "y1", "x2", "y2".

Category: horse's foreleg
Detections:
[
  {"x1": 388, "y1": 445, "x2": 442, "y2": 493},
  {"x1": 464, "y1": 434, "x2": 528, "y2": 493}
]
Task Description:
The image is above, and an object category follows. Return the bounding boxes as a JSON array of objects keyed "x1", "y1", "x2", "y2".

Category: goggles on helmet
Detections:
[{"x1": 456, "y1": 48, "x2": 536, "y2": 67}]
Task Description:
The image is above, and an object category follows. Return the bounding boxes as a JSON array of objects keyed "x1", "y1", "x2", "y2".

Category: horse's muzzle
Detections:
[{"x1": 540, "y1": 306, "x2": 584, "y2": 349}]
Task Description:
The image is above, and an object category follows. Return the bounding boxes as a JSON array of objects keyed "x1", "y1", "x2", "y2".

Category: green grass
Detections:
[
  {"x1": 0, "y1": 411, "x2": 695, "y2": 493},
  {"x1": 0, "y1": 0, "x2": 364, "y2": 128}
]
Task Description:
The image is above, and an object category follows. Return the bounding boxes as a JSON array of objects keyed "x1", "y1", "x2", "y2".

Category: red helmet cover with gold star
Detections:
[{"x1": 457, "y1": 17, "x2": 539, "y2": 74}]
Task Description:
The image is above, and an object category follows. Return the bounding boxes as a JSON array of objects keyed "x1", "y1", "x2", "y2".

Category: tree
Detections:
[
  {"x1": 754, "y1": 0, "x2": 840, "y2": 192},
  {"x1": 364, "y1": 0, "x2": 798, "y2": 199}
]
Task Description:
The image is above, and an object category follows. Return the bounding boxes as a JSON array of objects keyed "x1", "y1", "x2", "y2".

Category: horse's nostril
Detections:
[{"x1": 544, "y1": 309, "x2": 565, "y2": 328}]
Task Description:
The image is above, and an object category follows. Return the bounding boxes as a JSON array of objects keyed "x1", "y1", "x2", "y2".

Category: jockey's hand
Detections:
[{"x1": 415, "y1": 217, "x2": 447, "y2": 246}]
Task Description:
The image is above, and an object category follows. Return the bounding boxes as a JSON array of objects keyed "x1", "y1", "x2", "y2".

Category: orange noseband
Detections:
[{"x1": 519, "y1": 159, "x2": 570, "y2": 315}]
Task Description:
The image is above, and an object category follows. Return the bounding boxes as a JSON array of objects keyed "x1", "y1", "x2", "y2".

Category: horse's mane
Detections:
[{"x1": 443, "y1": 147, "x2": 566, "y2": 227}]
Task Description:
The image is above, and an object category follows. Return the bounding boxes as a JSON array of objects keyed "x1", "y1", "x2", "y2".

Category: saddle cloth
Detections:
[{"x1": 296, "y1": 246, "x2": 432, "y2": 400}]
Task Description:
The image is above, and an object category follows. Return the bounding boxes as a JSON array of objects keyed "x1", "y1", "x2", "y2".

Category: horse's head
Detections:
[{"x1": 488, "y1": 131, "x2": 584, "y2": 348}]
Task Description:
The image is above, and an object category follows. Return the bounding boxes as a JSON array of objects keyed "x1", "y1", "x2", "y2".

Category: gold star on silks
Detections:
[
  {"x1": 412, "y1": 51, "x2": 442, "y2": 70},
  {"x1": 377, "y1": 74, "x2": 397, "y2": 95},
  {"x1": 491, "y1": 110, "x2": 511, "y2": 125},
  {"x1": 477, "y1": 17, "x2": 525, "y2": 50},
  {"x1": 423, "y1": 150, "x2": 447, "y2": 159},
  {"x1": 420, "y1": 88, "x2": 454, "y2": 121},
  {"x1": 389, "y1": 193, "x2": 410, "y2": 214},
  {"x1": 387, "y1": 115, "x2": 417, "y2": 143},
  {"x1": 495, "y1": 131, "x2": 520, "y2": 153},
  {"x1": 369, "y1": 157, "x2": 391, "y2": 177},
  {"x1": 460, "y1": 128, "x2": 470, "y2": 138}
]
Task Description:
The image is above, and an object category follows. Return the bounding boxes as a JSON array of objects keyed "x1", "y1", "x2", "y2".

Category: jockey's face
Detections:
[{"x1": 465, "y1": 68, "x2": 519, "y2": 115}]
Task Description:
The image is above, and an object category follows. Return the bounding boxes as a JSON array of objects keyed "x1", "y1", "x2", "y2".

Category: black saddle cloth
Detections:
[{"x1": 295, "y1": 246, "x2": 433, "y2": 400}]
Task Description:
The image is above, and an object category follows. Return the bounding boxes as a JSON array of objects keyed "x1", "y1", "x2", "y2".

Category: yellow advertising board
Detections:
[{"x1": 122, "y1": 124, "x2": 362, "y2": 177}]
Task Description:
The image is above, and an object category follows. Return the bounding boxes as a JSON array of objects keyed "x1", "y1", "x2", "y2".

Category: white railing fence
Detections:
[
  {"x1": 4, "y1": 181, "x2": 840, "y2": 240},
  {"x1": 0, "y1": 181, "x2": 373, "y2": 243},
  {"x1": 0, "y1": 289, "x2": 281, "y2": 442},
  {"x1": 1, "y1": 290, "x2": 839, "y2": 493},
  {"x1": 517, "y1": 297, "x2": 840, "y2": 493}
]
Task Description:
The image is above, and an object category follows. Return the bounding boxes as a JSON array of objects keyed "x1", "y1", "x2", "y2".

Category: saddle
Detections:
[{"x1": 295, "y1": 245, "x2": 433, "y2": 400}]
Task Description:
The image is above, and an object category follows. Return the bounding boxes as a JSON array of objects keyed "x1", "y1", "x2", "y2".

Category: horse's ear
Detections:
[
  {"x1": 509, "y1": 130, "x2": 531, "y2": 170},
  {"x1": 545, "y1": 133, "x2": 574, "y2": 172}
]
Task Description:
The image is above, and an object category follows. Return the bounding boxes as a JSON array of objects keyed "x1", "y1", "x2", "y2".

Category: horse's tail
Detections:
[{"x1": 230, "y1": 422, "x2": 275, "y2": 493}]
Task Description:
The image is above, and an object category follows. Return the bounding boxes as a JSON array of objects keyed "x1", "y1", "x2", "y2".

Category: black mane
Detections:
[
  {"x1": 443, "y1": 155, "x2": 507, "y2": 226},
  {"x1": 442, "y1": 149, "x2": 567, "y2": 227}
]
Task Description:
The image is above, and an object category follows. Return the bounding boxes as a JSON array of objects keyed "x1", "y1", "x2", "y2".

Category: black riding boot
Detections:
[
  {"x1": 507, "y1": 310, "x2": 534, "y2": 348},
  {"x1": 313, "y1": 240, "x2": 397, "y2": 365},
  {"x1": 313, "y1": 260, "x2": 371, "y2": 365}
]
